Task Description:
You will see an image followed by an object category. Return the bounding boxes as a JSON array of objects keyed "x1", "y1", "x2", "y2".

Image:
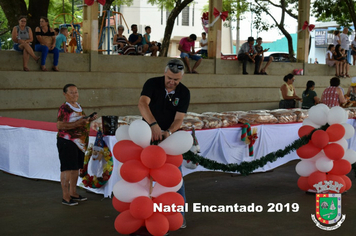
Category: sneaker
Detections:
[
  {"x1": 180, "y1": 217, "x2": 186, "y2": 229},
  {"x1": 62, "y1": 199, "x2": 78, "y2": 206},
  {"x1": 71, "y1": 195, "x2": 87, "y2": 201},
  {"x1": 243, "y1": 72, "x2": 248, "y2": 75}
]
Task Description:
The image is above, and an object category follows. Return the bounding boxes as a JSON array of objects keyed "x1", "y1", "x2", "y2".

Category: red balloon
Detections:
[
  {"x1": 145, "y1": 213, "x2": 169, "y2": 236},
  {"x1": 130, "y1": 196, "x2": 154, "y2": 220},
  {"x1": 326, "y1": 124, "x2": 345, "y2": 142},
  {"x1": 114, "y1": 210, "x2": 144, "y2": 235},
  {"x1": 327, "y1": 174, "x2": 346, "y2": 193},
  {"x1": 150, "y1": 163, "x2": 182, "y2": 187},
  {"x1": 113, "y1": 140, "x2": 143, "y2": 163},
  {"x1": 141, "y1": 145, "x2": 167, "y2": 169},
  {"x1": 296, "y1": 142, "x2": 322, "y2": 159},
  {"x1": 112, "y1": 196, "x2": 131, "y2": 212},
  {"x1": 298, "y1": 125, "x2": 315, "y2": 138},
  {"x1": 311, "y1": 130, "x2": 329, "y2": 148},
  {"x1": 308, "y1": 171, "x2": 327, "y2": 190},
  {"x1": 165, "y1": 213, "x2": 184, "y2": 231},
  {"x1": 120, "y1": 160, "x2": 149, "y2": 183},
  {"x1": 328, "y1": 159, "x2": 351, "y2": 175},
  {"x1": 340, "y1": 175, "x2": 352, "y2": 191},
  {"x1": 166, "y1": 154, "x2": 183, "y2": 167},
  {"x1": 297, "y1": 176, "x2": 311, "y2": 191},
  {"x1": 153, "y1": 192, "x2": 185, "y2": 215},
  {"x1": 324, "y1": 143, "x2": 345, "y2": 161}
]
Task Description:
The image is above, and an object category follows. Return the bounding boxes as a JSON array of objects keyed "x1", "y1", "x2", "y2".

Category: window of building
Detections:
[{"x1": 182, "y1": 6, "x2": 189, "y2": 26}]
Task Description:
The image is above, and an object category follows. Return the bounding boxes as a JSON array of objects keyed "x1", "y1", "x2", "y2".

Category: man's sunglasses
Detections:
[{"x1": 168, "y1": 63, "x2": 184, "y2": 70}]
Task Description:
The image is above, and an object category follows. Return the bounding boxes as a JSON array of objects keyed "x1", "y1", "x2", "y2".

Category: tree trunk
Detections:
[
  {"x1": 0, "y1": 0, "x2": 49, "y2": 46},
  {"x1": 0, "y1": 0, "x2": 27, "y2": 29},
  {"x1": 345, "y1": 0, "x2": 356, "y2": 31},
  {"x1": 278, "y1": 25, "x2": 294, "y2": 61},
  {"x1": 159, "y1": 0, "x2": 193, "y2": 57}
]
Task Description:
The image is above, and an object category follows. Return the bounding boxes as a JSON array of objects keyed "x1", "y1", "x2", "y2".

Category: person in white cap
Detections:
[{"x1": 346, "y1": 77, "x2": 356, "y2": 101}]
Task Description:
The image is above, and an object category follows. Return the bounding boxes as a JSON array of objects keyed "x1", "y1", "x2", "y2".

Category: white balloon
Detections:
[
  {"x1": 308, "y1": 105, "x2": 329, "y2": 126},
  {"x1": 317, "y1": 103, "x2": 330, "y2": 114},
  {"x1": 302, "y1": 118, "x2": 320, "y2": 128},
  {"x1": 328, "y1": 106, "x2": 347, "y2": 125},
  {"x1": 315, "y1": 156, "x2": 334, "y2": 172},
  {"x1": 295, "y1": 160, "x2": 317, "y2": 177},
  {"x1": 332, "y1": 138, "x2": 348, "y2": 152},
  {"x1": 115, "y1": 125, "x2": 131, "y2": 141},
  {"x1": 307, "y1": 150, "x2": 325, "y2": 162},
  {"x1": 341, "y1": 123, "x2": 355, "y2": 140},
  {"x1": 117, "y1": 161, "x2": 124, "y2": 177},
  {"x1": 183, "y1": 159, "x2": 198, "y2": 169},
  {"x1": 150, "y1": 179, "x2": 183, "y2": 198},
  {"x1": 344, "y1": 110, "x2": 350, "y2": 123},
  {"x1": 128, "y1": 120, "x2": 151, "y2": 148},
  {"x1": 342, "y1": 149, "x2": 356, "y2": 164},
  {"x1": 137, "y1": 177, "x2": 150, "y2": 188},
  {"x1": 113, "y1": 179, "x2": 149, "y2": 202},
  {"x1": 158, "y1": 131, "x2": 193, "y2": 155}
]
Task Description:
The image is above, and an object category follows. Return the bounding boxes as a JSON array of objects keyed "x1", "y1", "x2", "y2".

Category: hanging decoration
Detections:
[
  {"x1": 241, "y1": 123, "x2": 258, "y2": 156},
  {"x1": 80, "y1": 129, "x2": 113, "y2": 188},
  {"x1": 85, "y1": 0, "x2": 106, "y2": 6},
  {"x1": 201, "y1": 7, "x2": 229, "y2": 32},
  {"x1": 298, "y1": 20, "x2": 315, "y2": 33}
]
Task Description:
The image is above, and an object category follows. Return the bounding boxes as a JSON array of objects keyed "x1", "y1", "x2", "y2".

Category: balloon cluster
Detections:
[
  {"x1": 296, "y1": 104, "x2": 356, "y2": 193},
  {"x1": 112, "y1": 120, "x2": 193, "y2": 236}
]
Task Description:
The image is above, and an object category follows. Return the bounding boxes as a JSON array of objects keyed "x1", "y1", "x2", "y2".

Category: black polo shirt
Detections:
[{"x1": 141, "y1": 76, "x2": 190, "y2": 130}]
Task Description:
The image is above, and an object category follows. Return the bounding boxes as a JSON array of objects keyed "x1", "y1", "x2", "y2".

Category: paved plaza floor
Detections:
[{"x1": 1, "y1": 160, "x2": 355, "y2": 236}]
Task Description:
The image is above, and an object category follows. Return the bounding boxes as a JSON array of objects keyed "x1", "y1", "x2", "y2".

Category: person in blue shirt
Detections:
[{"x1": 55, "y1": 27, "x2": 68, "y2": 53}]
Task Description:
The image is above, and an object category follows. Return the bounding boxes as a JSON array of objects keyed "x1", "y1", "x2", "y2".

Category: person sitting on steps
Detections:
[{"x1": 238, "y1": 36, "x2": 261, "y2": 75}]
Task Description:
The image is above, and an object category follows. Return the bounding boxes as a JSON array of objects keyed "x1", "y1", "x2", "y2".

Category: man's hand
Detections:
[{"x1": 151, "y1": 124, "x2": 162, "y2": 141}]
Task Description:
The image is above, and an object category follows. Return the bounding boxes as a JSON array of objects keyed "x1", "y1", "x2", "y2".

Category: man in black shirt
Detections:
[
  {"x1": 138, "y1": 59, "x2": 190, "y2": 229},
  {"x1": 138, "y1": 59, "x2": 190, "y2": 141}
]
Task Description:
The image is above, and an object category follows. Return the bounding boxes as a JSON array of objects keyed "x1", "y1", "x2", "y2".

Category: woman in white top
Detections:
[
  {"x1": 326, "y1": 44, "x2": 342, "y2": 77},
  {"x1": 351, "y1": 36, "x2": 356, "y2": 66},
  {"x1": 333, "y1": 30, "x2": 341, "y2": 46}
]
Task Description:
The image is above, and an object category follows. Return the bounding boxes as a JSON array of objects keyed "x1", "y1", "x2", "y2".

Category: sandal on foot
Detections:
[
  {"x1": 40, "y1": 66, "x2": 47, "y2": 71},
  {"x1": 23, "y1": 67, "x2": 29, "y2": 72},
  {"x1": 346, "y1": 74, "x2": 350, "y2": 78},
  {"x1": 192, "y1": 71, "x2": 199, "y2": 74},
  {"x1": 52, "y1": 67, "x2": 59, "y2": 72}
]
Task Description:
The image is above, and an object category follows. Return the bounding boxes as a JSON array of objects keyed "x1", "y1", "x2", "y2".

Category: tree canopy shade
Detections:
[
  {"x1": 251, "y1": 0, "x2": 298, "y2": 61},
  {"x1": 147, "y1": 0, "x2": 194, "y2": 57},
  {"x1": 312, "y1": 0, "x2": 356, "y2": 31}
]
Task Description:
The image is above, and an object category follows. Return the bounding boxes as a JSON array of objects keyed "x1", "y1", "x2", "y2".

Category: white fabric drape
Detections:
[{"x1": 1, "y1": 120, "x2": 355, "y2": 197}]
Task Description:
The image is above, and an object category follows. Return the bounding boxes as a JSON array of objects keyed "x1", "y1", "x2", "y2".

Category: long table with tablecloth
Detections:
[{"x1": 1, "y1": 117, "x2": 356, "y2": 197}]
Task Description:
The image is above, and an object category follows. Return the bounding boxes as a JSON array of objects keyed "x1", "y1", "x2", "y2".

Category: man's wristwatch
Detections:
[{"x1": 166, "y1": 129, "x2": 172, "y2": 136}]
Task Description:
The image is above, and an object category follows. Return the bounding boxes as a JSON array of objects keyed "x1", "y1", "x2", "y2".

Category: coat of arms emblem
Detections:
[{"x1": 311, "y1": 181, "x2": 346, "y2": 230}]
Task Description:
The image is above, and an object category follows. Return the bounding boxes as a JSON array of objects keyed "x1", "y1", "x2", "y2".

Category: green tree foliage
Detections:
[
  {"x1": 312, "y1": 0, "x2": 356, "y2": 31},
  {"x1": 250, "y1": 0, "x2": 298, "y2": 61}
]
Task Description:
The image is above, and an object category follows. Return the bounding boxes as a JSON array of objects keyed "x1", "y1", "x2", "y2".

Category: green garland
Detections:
[{"x1": 183, "y1": 124, "x2": 331, "y2": 176}]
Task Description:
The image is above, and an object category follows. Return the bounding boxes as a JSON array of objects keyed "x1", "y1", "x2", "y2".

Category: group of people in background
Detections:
[
  {"x1": 237, "y1": 36, "x2": 273, "y2": 75},
  {"x1": 325, "y1": 28, "x2": 356, "y2": 78},
  {"x1": 279, "y1": 73, "x2": 355, "y2": 109},
  {"x1": 12, "y1": 16, "x2": 65, "y2": 72},
  {"x1": 113, "y1": 24, "x2": 160, "y2": 56}
]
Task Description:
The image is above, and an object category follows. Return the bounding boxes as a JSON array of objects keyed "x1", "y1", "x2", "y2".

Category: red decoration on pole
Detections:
[
  {"x1": 213, "y1": 7, "x2": 228, "y2": 21},
  {"x1": 85, "y1": 0, "x2": 106, "y2": 6},
  {"x1": 300, "y1": 21, "x2": 315, "y2": 32}
]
